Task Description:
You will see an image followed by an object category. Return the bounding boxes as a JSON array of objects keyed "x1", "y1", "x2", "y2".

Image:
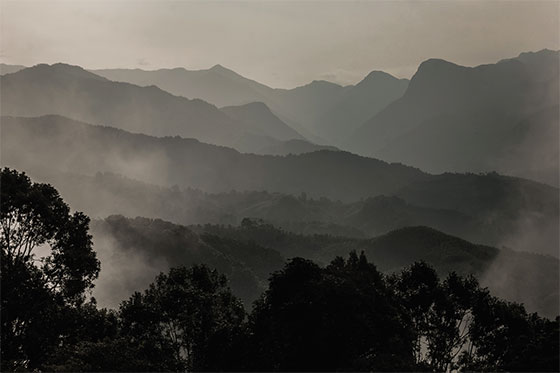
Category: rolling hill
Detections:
[
  {"x1": 2, "y1": 114, "x2": 557, "y2": 256},
  {"x1": 0, "y1": 115, "x2": 427, "y2": 200},
  {"x1": 91, "y1": 215, "x2": 559, "y2": 318}
]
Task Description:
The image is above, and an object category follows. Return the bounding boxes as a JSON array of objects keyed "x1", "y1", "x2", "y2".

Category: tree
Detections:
[
  {"x1": 119, "y1": 265, "x2": 246, "y2": 371},
  {"x1": 0, "y1": 168, "x2": 100, "y2": 370},
  {"x1": 463, "y1": 295, "x2": 560, "y2": 371},
  {"x1": 391, "y1": 261, "x2": 560, "y2": 372},
  {"x1": 249, "y1": 252, "x2": 416, "y2": 371},
  {"x1": 1, "y1": 168, "x2": 100, "y2": 303}
]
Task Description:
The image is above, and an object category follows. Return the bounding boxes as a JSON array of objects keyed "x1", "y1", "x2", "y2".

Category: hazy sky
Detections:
[{"x1": 1, "y1": 0, "x2": 558, "y2": 88}]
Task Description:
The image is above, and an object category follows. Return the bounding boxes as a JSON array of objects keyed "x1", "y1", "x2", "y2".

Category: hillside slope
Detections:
[
  {"x1": 350, "y1": 50, "x2": 559, "y2": 186},
  {"x1": 2, "y1": 115, "x2": 557, "y2": 256},
  {"x1": 91, "y1": 215, "x2": 558, "y2": 318},
  {"x1": 0, "y1": 64, "x2": 305, "y2": 152}
]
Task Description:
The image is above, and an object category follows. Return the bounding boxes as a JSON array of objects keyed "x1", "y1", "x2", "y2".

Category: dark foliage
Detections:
[
  {"x1": 248, "y1": 253, "x2": 416, "y2": 371},
  {"x1": 0, "y1": 168, "x2": 100, "y2": 371},
  {"x1": 39, "y1": 255, "x2": 558, "y2": 372},
  {"x1": 2, "y1": 170, "x2": 558, "y2": 371}
]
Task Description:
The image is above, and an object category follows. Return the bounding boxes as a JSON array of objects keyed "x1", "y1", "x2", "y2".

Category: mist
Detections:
[{"x1": 1, "y1": 2, "x2": 559, "y2": 370}]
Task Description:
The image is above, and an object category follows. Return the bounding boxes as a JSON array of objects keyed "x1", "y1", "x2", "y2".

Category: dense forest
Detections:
[{"x1": 2, "y1": 168, "x2": 559, "y2": 371}]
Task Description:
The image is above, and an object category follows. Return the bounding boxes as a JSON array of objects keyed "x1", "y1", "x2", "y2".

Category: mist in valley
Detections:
[{"x1": 1, "y1": 1, "x2": 559, "y2": 371}]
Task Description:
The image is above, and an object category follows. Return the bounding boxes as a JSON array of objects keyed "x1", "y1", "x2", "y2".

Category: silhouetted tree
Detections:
[
  {"x1": 462, "y1": 294, "x2": 560, "y2": 371},
  {"x1": 249, "y1": 252, "x2": 415, "y2": 371},
  {"x1": 391, "y1": 261, "x2": 559, "y2": 372},
  {"x1": 119, "y1": 265, "x2": 246, "y2": 371},
  {"x1": 1, "y1": 168, "x2": 100, "y2": 371},
  {"x1": 1, "y1": 168, "x2": 100, "y2": 303}
]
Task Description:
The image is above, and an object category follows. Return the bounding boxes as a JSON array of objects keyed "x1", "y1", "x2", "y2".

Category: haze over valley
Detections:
[{"x1": 1, "y1": 1, "x2": 558, "y2": 371}]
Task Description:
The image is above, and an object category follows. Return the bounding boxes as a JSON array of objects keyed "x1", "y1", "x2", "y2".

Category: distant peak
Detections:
[
  {"x1": 364, "y1": 70, "x2": 395, "y2": 79},
  {"x1": 209, "y1": 64, "x2": 232, "y2": 73},
  {"x1": 357, "y1": 70, "x2": 403, "y2": 86},
  {"x1": 300, "y1": 80, "x2": 343, "y2": 90},
  {"x1": 310, "y1": 79, "x2": 340, "y2": 86},
  {"x1": 410, "y1": 58, "x2": 466, "y2": 82},
  {"x1": 417, "y1": 58, "x2": 462, "y2": 71},
  {"x1": 20, "y1": 63, "x2": 107, "y2": 81}
]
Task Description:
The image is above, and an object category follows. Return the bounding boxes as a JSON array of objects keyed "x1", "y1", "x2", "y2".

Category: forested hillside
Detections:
[{"x1": 3, "y1": 116, "x2": 557, "y2": 256}]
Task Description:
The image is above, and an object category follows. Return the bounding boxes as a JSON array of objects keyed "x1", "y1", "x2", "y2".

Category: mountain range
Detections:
[
  {"x1": 0, "y1": 64, "x2": 330, "y2": 155},
  {"x1": 2, "y1": 115, "x2": 557, "y2": 257},
  {"x1": 349, "y1": 50, "x2": 559, "y2": 186},
  {"x1": 3, "y1": 50, "x2": 557, "y2": 186},
  {"x1": 92, "y1": 65, "x2": 409, "y2": 146}
]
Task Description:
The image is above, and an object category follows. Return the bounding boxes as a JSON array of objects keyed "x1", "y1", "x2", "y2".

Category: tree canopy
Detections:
[{"x1": 1, "y1": 168, "x2": 100, "y2": 370}]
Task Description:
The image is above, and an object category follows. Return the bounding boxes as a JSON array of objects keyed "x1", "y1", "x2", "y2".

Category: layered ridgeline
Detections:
[
  {"x1": 350, "y1": 50, "x2": 559, "y2": 186},
  {"x1": 0, "y1": 115, "x2": 426, "y2": 200},
  {"x1": 92, "y1": 50, "x2": 558, "y2": 185},
  {"x1": 90, "y1": 215, "x2": 559, "y2": 319},
  {"x1": 3, "y1": 51, "x2": 557, "y2": 185},
  {"x1": 2, "y1": 115, "x2": 558, "y2": 257},
  {"x1": 93, "y1": 65, "x2": 409, "y2": 146},
  {"x1": 93, "y1": 64, "x2": 275, "y2": 108},
  {"x1": 0, "y1": 64, "x2": 330, "y2": 155}
]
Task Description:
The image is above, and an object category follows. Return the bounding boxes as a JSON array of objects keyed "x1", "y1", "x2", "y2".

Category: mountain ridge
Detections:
[
  {"x1": 0, "y1": 63, "x2": 313, "y2": 153},
  {"x1": 348, "y1": 49, "x2": 559, "y2": 185},
  {"x1": 2, "y1": 114, "x2": 557, "y2": 257}
]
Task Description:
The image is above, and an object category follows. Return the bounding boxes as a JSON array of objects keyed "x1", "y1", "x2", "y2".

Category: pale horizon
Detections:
[{"x1": 1, "y1": 0, "x2": 558, "y2": 88}]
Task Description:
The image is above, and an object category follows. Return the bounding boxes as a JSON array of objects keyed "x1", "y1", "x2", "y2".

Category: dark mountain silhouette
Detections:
[
  {"x1": 3, "y1": 115, "x2": 557, "y2": 256},
  {"x1": 349, "y1": 49, "x2": 559, "y2": 186},
  {"x1": 0, "y1": 63, "x2": 310, "y2": 152}
]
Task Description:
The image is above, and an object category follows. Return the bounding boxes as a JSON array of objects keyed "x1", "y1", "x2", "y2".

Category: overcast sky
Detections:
[{"x1": 1, "y1": 0, "x2": 558, "y2": 88}]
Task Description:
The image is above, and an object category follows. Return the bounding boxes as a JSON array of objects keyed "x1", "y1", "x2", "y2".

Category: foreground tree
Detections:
[
  {"x1": 391, "y1": 261, "x2": 560, "y2": 372},
  {"x1": 463, "y1": 295, "x2": 560, "y2": 371},
  {"x1": 249, "y1": 252, "x2": 416, "y2": 371},
  {"x1": 1, "y1": 168, "x2": 100, "y2": 370},
  {"x1": 1, "y1": 168, "x2": 100, "y2": 303},
  {"x1": 119, "y1": 265, "x2": 246, "y2": 371}
]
